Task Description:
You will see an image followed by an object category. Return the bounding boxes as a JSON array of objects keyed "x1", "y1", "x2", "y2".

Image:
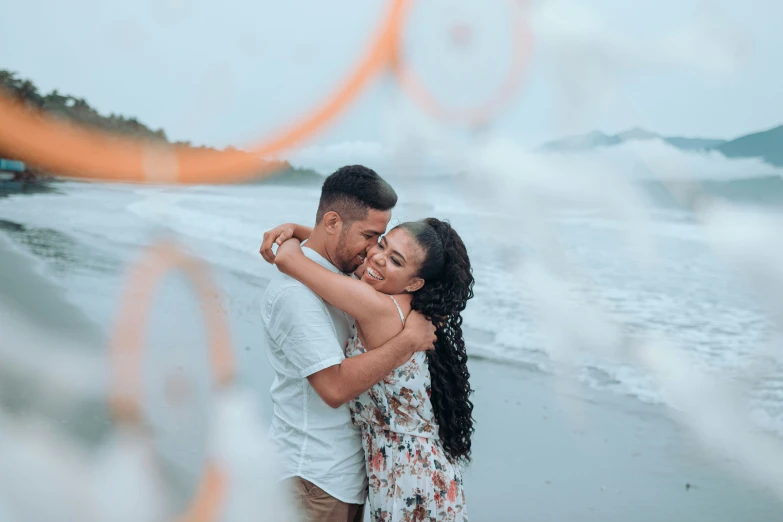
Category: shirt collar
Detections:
[{"x1": 302, "y1": 244, "x2": 342, "y2": 275}]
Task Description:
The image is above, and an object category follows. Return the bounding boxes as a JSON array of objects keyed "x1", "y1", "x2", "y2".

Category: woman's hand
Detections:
[
  {"x1": 402, "y1": 311, "x2": 438, "y2": 352},
  {"x1": 274, "y1": 238, "x2": 304, "y2": 269},
  {"x1": 259, "y1": 223, "x2": 312, "y2": 263}
]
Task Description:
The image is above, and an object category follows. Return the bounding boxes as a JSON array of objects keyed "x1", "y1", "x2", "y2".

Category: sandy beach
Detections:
[
  {"x1": 2, "y1": 219, "x2": 783, "y2": 521},
  {"x1": 464, "y1": 360, "x2": 782, "y2": 521}
]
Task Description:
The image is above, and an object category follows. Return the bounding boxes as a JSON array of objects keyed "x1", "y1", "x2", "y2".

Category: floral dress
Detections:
[{"x1": 346, "y1": 295, "x2": 468, "y2": 522}]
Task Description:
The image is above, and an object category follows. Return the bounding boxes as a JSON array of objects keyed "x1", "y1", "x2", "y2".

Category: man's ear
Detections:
[{"x1": 322, "y1": 211, "x2": 343, "y2": 235}]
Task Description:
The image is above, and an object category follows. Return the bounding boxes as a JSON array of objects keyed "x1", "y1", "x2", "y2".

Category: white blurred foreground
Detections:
[
  {"x1": 458, "y1": 136, "x2": 783, "y2": 503},
  {"x1": 0, "y1": 300, "x2": 298, "y2": 522}
]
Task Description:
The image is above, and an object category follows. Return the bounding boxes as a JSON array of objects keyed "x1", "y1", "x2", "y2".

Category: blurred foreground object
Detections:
[{"x1": 0, "y1": 238, "x2": 299, "y2": 521}]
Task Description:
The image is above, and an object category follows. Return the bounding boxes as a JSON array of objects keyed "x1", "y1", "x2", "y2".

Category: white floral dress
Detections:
[{"x1": 346, "y1": 296, "x2": 468, "y2": 522}]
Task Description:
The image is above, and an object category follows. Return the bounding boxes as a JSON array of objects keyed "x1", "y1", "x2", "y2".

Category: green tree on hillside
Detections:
[
  {"x1": 0, "y1": 69, "x2": 319, "y2": 184},
  {"x1": 1, "y1": 69, "x2": 167, "y2": 142}
]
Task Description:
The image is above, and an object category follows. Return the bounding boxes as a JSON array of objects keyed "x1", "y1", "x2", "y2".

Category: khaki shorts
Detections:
[{"x1": 286, "y1": 477, "x2": 365, "y2": 522}]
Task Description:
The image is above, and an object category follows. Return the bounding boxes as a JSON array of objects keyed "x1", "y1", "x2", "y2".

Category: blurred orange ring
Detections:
[
  {"x1": 0, "y1": 0, "x2": 409, "y2": 184},
  {"x1": 109, "y1": 240, "x2": 234, "y2": 522},
  {"x1": 391, "y1": 0, "x2": 533, "y2": 127}
]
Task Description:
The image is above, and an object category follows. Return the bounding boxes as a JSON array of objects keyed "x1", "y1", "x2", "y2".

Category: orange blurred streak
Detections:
[
  {"x1": 0, "y1": 0, "x2": 537, "y2": 182},
  {"x1": 109, "y1": 241, "x2": 233, "y2": 522},
  {"x1": 109, "y1": 240, "x2": 233, "y2": 420},
  {"x1": 391, "y1": 0, "x2": 533, "y2": 128},
  {"x1": 174, "y1": 464, "x2": 227, "y2": 522},
  {"x1": 0, "y1": 0, "x2": 409, "y2": 184}
]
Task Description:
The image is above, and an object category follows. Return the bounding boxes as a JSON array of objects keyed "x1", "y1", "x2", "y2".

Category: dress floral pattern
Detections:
[{"x1": 347, "y1": 296, "x2": 468, "y2": 522}]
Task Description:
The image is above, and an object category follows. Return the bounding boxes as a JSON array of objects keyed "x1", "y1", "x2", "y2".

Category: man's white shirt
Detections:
[{"x1": 261, "y1": 247, "x2": 367, "y2": 504}]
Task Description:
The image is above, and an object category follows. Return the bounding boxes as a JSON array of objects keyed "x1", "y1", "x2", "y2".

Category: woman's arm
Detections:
[
  {"x1": 309, "y1": 312, "x2": 437, "y2": 408},
  {"x1": 259, "y1": 223, "x2": 313, "y2": 263},
  {"x1": 289, "y1": 223, "x2": 313, "y2": 241},
  {"x1": 274, "y1": 238, "x2": 389, "y2": 323}
]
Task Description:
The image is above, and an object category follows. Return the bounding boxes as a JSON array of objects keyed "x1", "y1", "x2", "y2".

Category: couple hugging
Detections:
[{"x1": 259, "y1": 165, "x2": 474, "y2": 522}]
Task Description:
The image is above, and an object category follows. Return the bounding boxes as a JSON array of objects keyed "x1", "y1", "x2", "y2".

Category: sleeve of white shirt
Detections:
[{"x1": 266, "y1": 286, "x2": 346, "y2": 379}]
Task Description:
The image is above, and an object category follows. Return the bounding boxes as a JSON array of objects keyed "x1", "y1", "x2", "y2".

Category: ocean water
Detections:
[{"x1": 1, "y1": 174, "x2": 783, "y2": 437}]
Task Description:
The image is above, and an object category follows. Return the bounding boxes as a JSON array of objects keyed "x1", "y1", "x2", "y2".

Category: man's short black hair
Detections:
[{"x1": 316, "y1": 165, "x2": 397, "y2": 224}]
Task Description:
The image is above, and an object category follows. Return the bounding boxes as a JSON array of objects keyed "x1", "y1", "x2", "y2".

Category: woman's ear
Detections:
[{"x1": 405, "y1": 277, "x2": 425, "y2": 293}]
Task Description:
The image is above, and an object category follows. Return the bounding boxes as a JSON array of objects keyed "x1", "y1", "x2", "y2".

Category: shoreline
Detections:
[{"x1": 2, "y1": 203, "x2": 783, "y2": 520}]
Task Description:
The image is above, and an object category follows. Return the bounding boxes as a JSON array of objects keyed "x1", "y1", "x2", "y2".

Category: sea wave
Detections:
[{"x1": 3, "y1": 170, "x2": 783, "y2": 437}]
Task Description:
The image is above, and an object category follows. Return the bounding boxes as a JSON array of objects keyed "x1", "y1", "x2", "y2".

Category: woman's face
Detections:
[{"x1": 359, "y1": 227, "x2": 425, "y2": 295}]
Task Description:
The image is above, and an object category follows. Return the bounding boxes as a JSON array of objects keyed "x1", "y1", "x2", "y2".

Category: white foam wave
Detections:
[{"x1": 5, "y1": 148, "x2": 783, "y2": 442}]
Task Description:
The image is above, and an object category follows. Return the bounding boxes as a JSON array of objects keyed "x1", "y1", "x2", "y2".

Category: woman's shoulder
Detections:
[
  {"x1": 388, "y1": 293, "x2": 414, "y2": 315},
  {"x1": 355, "y1": 294, "x2": 409, "y2": 349},
  {"x1": 384, "y1": 294, "x2": 402, "y2": 323}
]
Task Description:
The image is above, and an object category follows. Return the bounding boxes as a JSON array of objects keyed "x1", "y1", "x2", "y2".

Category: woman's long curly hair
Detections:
[{"x1": 398, "y1": 218, "x2": 475, "y2": 464}]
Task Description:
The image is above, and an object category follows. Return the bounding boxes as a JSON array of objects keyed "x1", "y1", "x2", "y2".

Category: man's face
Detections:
[{"x1": 333, "y1": 209, "x2": 391, "y2": 273}]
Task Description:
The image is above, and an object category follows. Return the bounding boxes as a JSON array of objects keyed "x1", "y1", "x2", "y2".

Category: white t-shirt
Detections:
[{"x1": 261, "y1": 247, "x2": 367, "y2": 504}]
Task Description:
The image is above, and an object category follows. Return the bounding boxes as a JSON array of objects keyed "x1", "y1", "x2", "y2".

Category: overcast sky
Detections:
[{"x1": 2, "y1": 0, "x2": 782, "y2": 154}]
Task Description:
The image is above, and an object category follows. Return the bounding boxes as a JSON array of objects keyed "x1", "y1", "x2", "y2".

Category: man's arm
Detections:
[{"x1": 308, "y1": 312, "x2": 437, "y2": 408}]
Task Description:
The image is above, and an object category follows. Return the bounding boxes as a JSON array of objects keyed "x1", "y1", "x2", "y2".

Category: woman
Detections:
[{"x1": 273, "y1": 217, "x2": 475, "y2": 522}]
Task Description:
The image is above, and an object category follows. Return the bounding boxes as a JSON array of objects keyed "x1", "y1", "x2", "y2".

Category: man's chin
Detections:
[
  {"x1": 344, "y1": 257, "x2": 366, "y2": 275},
  {"x1": 342, "y1": 263, "x2": 361, "y2": 275}
]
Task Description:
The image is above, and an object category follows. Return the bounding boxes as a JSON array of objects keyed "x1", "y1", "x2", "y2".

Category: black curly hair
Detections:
[{"x1": 398, "y1": 217, "x2": 475, "y2": 464}]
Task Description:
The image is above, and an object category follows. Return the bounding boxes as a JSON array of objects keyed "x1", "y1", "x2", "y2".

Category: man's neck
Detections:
[{"x1": 301, "y1": 228, "x2": 337, "y2": 269}]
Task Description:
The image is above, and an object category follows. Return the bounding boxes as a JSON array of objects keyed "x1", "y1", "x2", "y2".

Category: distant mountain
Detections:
[
  {"x1": 664, "y1": 136, "x2": 726, "y2": 151},
  {"x1": 540, "y1": 130, "x2": 622, "y2": 151},
  {"x1": 0, "y1": 69, "x2": 321, "y2": 181},
  {"x1": 616, "y1": 128, "x2": 659, "y2": 141},
  {"x1": 246, "y1": 165, "x2": 325, "y2": 186},
  {"x1": 716, "y1": 124, "x2": 783, "y2": 167},
  {"x1": 541, "y1": 128, "x2": 726, "y2": 153},
  {"x1": 542, "y1": 123, "x2": 783, "y2": 170},
  {"x1": 0, "y1": 69, "x2": 168, "y2": 144}
]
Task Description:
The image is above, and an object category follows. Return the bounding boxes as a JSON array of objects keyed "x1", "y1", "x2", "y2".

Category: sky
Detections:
[{"x1": 2, "y1": 0, "x2": 783, "y2": 158}]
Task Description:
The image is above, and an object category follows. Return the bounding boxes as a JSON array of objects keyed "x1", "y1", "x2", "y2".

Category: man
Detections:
[{"x1": 259, "y1": 165, "x2": 437, "y2": 522}]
